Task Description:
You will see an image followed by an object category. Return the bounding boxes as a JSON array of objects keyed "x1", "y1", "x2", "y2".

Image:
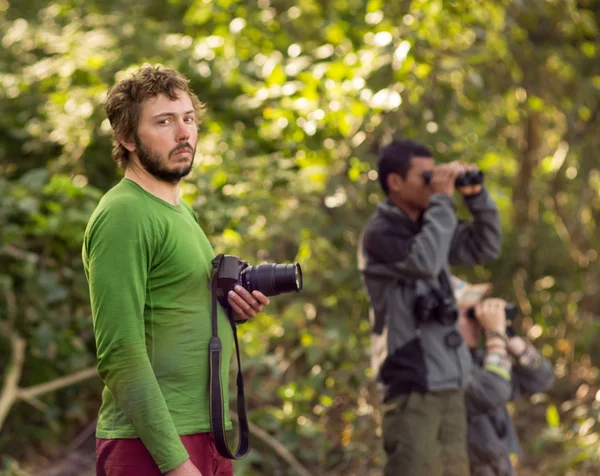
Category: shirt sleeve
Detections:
[
  {"x1": 511, "y1": 343, "x2": 555, "y2": 397},
  {"x1": 361, "y1": 194, "x2": 458, "y2": 281},
  {"x1": 84, "y1": 203, "x2": 189, "y2": 473},
  {"x1": 465, "y1": 356, "x2": 512, "y2": 417},
  {"x1": 448, "y1": 188, "x2": 502, "y2": 266}
]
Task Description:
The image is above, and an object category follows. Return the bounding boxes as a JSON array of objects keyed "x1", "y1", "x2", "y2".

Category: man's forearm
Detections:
[
  {"x1": 449, "y1": 188, "x2": 502, "y2": 265},
  {"x1": 97, "y1": 348, "x2": 189, "y2": 473},
  {"x1": 507, "y1": 337, "x2": 554, "y2": 395}
]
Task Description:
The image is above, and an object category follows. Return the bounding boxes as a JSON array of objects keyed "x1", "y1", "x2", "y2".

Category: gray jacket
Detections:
[
  {"x1": 466, "y1": 347, "x2": 555, "y2": 475},
  {"x1": 357, "y1": 190, "x2": 502, "y2": 401}
]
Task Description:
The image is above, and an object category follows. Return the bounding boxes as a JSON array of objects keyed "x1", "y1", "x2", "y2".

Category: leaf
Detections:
[{"x1": 546, "y1": 404, "x2": 560, "y2": 429}]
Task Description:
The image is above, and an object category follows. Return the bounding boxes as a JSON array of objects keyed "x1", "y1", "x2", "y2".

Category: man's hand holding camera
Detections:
[
  {"x1": 228, "y1": 286, "x2": 270, "y2": 321},
  {"x1": 224, "y1": 259, "x2": 272, "y2": 321}
]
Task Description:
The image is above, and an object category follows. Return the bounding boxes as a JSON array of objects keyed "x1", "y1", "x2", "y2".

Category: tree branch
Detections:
[
  {"x1": 0, "y1": 332, "x2": 26, "y2": 429},
  {"x1": 0, "y1": 329, "x2": 98, "y2": 432},
  {"x1": 231, "y1": 411, "x2": 312, "y2": 476},
  {"x1": 0, "y1": 244, "x2": 39, "y2": 264},
  {"x1": 18, "y1": 367, "x2": 98, "y2": 400}
]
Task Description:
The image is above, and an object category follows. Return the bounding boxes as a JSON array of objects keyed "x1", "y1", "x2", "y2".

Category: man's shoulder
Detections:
[
  {"x1": 87, "y1": 181, "x2": 153, "y2": 231},
  {"x1": 100, "y1": 179, "x2": 146, "y2": 206},
  {"x1": 362, "y1": 204, "x2": 388, "y2": 230},
  {"x1": 363, "y1": 203, "x2": 413, "y2": 240},
  {"x1": 98, "y1": 179, "x2": 151, "y2": 211}
]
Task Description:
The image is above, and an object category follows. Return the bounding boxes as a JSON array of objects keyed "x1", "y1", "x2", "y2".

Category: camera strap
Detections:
[{"x1": 208, "y1": 254, "x2": 251, "y2": 459}]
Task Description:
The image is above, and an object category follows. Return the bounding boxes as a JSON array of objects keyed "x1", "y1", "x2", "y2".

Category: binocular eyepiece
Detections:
[{"x1": 422, "y1": 169, "x2": 484, "y2": 188}]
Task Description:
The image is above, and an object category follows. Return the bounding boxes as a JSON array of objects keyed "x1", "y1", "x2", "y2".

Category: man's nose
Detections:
[{"x1": 176, "y1": 119, "x2": 191, "y2": 142}]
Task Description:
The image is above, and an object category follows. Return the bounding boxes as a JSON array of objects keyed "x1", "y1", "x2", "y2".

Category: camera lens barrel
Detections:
[{"x1": 241, "y1": 263, "x2": 303, "y2": 297}]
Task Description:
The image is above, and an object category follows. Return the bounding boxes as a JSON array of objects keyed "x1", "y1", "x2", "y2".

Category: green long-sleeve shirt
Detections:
[{"x1": 82, "y1": 178, "x2": 233, "y2": 472}]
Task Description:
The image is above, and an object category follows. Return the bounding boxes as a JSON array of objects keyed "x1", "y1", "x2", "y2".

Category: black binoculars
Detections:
[{"x1": 422, "y1": 169, "x2": 484, "y2": 188}]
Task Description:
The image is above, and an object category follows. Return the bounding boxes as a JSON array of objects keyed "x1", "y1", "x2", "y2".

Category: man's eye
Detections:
[
  {"x1": 184, "y1": 117, "x2": 195, "y2": 123},
  {"x1": 158, "y1": 119, "x2": 170, "y2": 125}
]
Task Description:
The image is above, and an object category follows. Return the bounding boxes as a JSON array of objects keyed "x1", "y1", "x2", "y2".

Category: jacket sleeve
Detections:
[
  {"x1": 511, "y1": 344, "x2": 555, "y2": 397},
  {"x1": 361, "y1": 194, "x2": 458, "y2": 281},
  {"x1": 465, "y1": 354, "x2": 512, "y2": 417},
  {"x1": 448, "y1": 189, "x2": 502, "y2": 266},
  {"x1": 83, "y1": 204, "x2": 188, "y2": 473}
]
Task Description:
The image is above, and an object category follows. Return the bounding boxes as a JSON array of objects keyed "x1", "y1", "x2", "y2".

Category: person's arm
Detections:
[
  {"x1": 465, "y1": 358, "x2": 512, "y2": 416},
  {"x1": 448, "y1": 187, "x2": 502, "y2": 266},
  {"x1": 361, "y1": 194, "x2": 458, "y2": 281},
  {"x1": 466, "y1": 298, "x2": 513, "y2": 416},
  {"x1": 84, "y1": 204, "x2": 189, "y2": 473},
  {"x1": 508, "y1": 336, "x2": 554, "y2": 396}
]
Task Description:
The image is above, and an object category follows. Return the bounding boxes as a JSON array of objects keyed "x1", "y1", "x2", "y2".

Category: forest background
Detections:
[{"x1": 2, "y1": 0, "x2": 600, "y2": 474}]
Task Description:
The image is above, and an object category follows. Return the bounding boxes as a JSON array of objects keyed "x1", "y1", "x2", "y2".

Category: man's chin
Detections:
[{"x1": 167, "y1": 159, "x2": 193, "y2": 173}]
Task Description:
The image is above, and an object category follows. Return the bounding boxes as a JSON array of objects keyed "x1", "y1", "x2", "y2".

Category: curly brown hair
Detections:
[{"x1": 104, "y1": 65, "x2": 204, "y2": 168}]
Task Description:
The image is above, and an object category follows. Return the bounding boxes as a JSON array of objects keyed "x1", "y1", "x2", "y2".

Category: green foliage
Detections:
[{"x1": 1, "y1": 0, "x2": 600, "y2": 474}]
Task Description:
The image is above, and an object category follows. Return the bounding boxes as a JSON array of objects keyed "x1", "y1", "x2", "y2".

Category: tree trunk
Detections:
[{"x1": 512, "y1": 111, "x2": 541, "y2": 268}]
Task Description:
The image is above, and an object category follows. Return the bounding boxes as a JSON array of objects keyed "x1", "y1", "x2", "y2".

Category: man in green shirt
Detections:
[{"x1": 83, "y1": 65, "x2": 270, "y2": 476}]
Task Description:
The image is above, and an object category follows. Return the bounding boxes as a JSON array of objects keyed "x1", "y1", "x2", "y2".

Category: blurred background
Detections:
[{"x1": 1, "y1": 0, "x2": 600, "y2": 474}]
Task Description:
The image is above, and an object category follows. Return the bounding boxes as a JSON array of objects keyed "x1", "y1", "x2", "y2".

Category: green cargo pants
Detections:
[{"x1": 381, "y1": 389, "x2": 469, "y2": 476}]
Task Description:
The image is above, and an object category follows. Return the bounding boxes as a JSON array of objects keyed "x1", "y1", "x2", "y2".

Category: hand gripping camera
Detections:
[{"x1": 212, "y1": 255, "x2": 303, "y2": 310}]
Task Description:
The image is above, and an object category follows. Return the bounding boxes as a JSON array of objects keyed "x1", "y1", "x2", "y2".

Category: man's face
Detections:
[
  {"x1": 133, "y1": 92, "x2": 198, "y2": 184},
  {"x1": 390, "y1": 156, "x2": 435, "y2": 211},
  {"x1": 458, "y1": 309, "x2": 481, "y2": 349}
]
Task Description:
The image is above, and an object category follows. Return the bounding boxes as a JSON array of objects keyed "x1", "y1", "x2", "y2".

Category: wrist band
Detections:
[
  {"x1": 484, "y1": 351, "x2": 512, "y2": 381},
  {"x1": 514, "y1": 343, "x2": 542, "y2": 368},
  {"x1": 485, "y1": 342, "x2": 507, "y2": 351},
  {"x1": 485, "y1": 330, "x2": 508, "y2": 342},
  {"x1": 486, "y1": 337, "x2": 507, "y2": 346}
]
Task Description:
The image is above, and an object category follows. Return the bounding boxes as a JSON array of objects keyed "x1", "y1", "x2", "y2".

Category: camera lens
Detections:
[{"x1": 241, "y1": 263, "x2": 303, "y2": 296}]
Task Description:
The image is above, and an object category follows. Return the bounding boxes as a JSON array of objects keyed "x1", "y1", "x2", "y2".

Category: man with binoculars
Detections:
[
  {"x1": 454, "y1": 278, "x2": 554, "y2": 476},
  {"x1": 358, "y1": 139, "x2": 502, "y2": 475}
]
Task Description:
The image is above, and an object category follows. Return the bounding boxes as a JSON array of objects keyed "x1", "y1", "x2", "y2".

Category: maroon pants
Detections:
[{"x1": 96, "y1": 433, "x2": 233, "y2": 475}]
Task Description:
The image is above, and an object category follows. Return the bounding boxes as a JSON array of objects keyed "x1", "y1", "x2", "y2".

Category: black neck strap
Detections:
[{"x1": 209, "y1": 255, "x2": 250, "y2": 459}]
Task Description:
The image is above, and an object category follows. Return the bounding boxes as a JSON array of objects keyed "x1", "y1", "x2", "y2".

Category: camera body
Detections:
[
  {"x1": 213, "y1": 254, "x2": 303, "y2": 310},
  {"x1": 422, "y1": 169, "x2": 484, "y2": 188},
  {"x1": 414, "y1": 293, "x2": 459, "y2": 325}
]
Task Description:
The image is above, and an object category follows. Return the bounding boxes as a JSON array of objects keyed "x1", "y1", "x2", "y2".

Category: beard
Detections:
[{"x1": 134, "y1": 134, "x2": 195, "y2": 184}]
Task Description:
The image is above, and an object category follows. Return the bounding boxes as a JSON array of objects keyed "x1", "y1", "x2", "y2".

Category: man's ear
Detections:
[
  {"x1": 119, "y1": 135, "x2": 136, "y2": 153},
  {"x1": 387, "y1": 172, "x2": 404, "y2": 193}
]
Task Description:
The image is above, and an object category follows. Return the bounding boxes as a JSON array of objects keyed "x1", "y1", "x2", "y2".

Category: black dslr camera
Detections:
[
  {"x1": 422, "y1": 169, "x2": 484, "y2": 188},
  {"x1": 414, "y1": 293, "x2": 459, "y2": 325},
  {"x1": 466, "y1": 303, "x2": 519, "y2": 337},
  {"x1": 212, "y1": 255, "x2": 303, "y2": 310},
  {"x1": 207, "y1": 254, "x2": 303, "y2": 460}
]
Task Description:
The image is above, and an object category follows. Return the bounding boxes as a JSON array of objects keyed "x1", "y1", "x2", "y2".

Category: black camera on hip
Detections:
[
  {"x1": 212, "y1": 254, "x2": 303, "y2": 310},
  {"x1": 466, "y1": 303, "x2": 519, "y2": 337},
  {"x1": 422, "y1": 169, "x2": 484, "y2": 188},
  {"x1": 414, "y1": 293, "x2": 459, "y2": 325}
]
